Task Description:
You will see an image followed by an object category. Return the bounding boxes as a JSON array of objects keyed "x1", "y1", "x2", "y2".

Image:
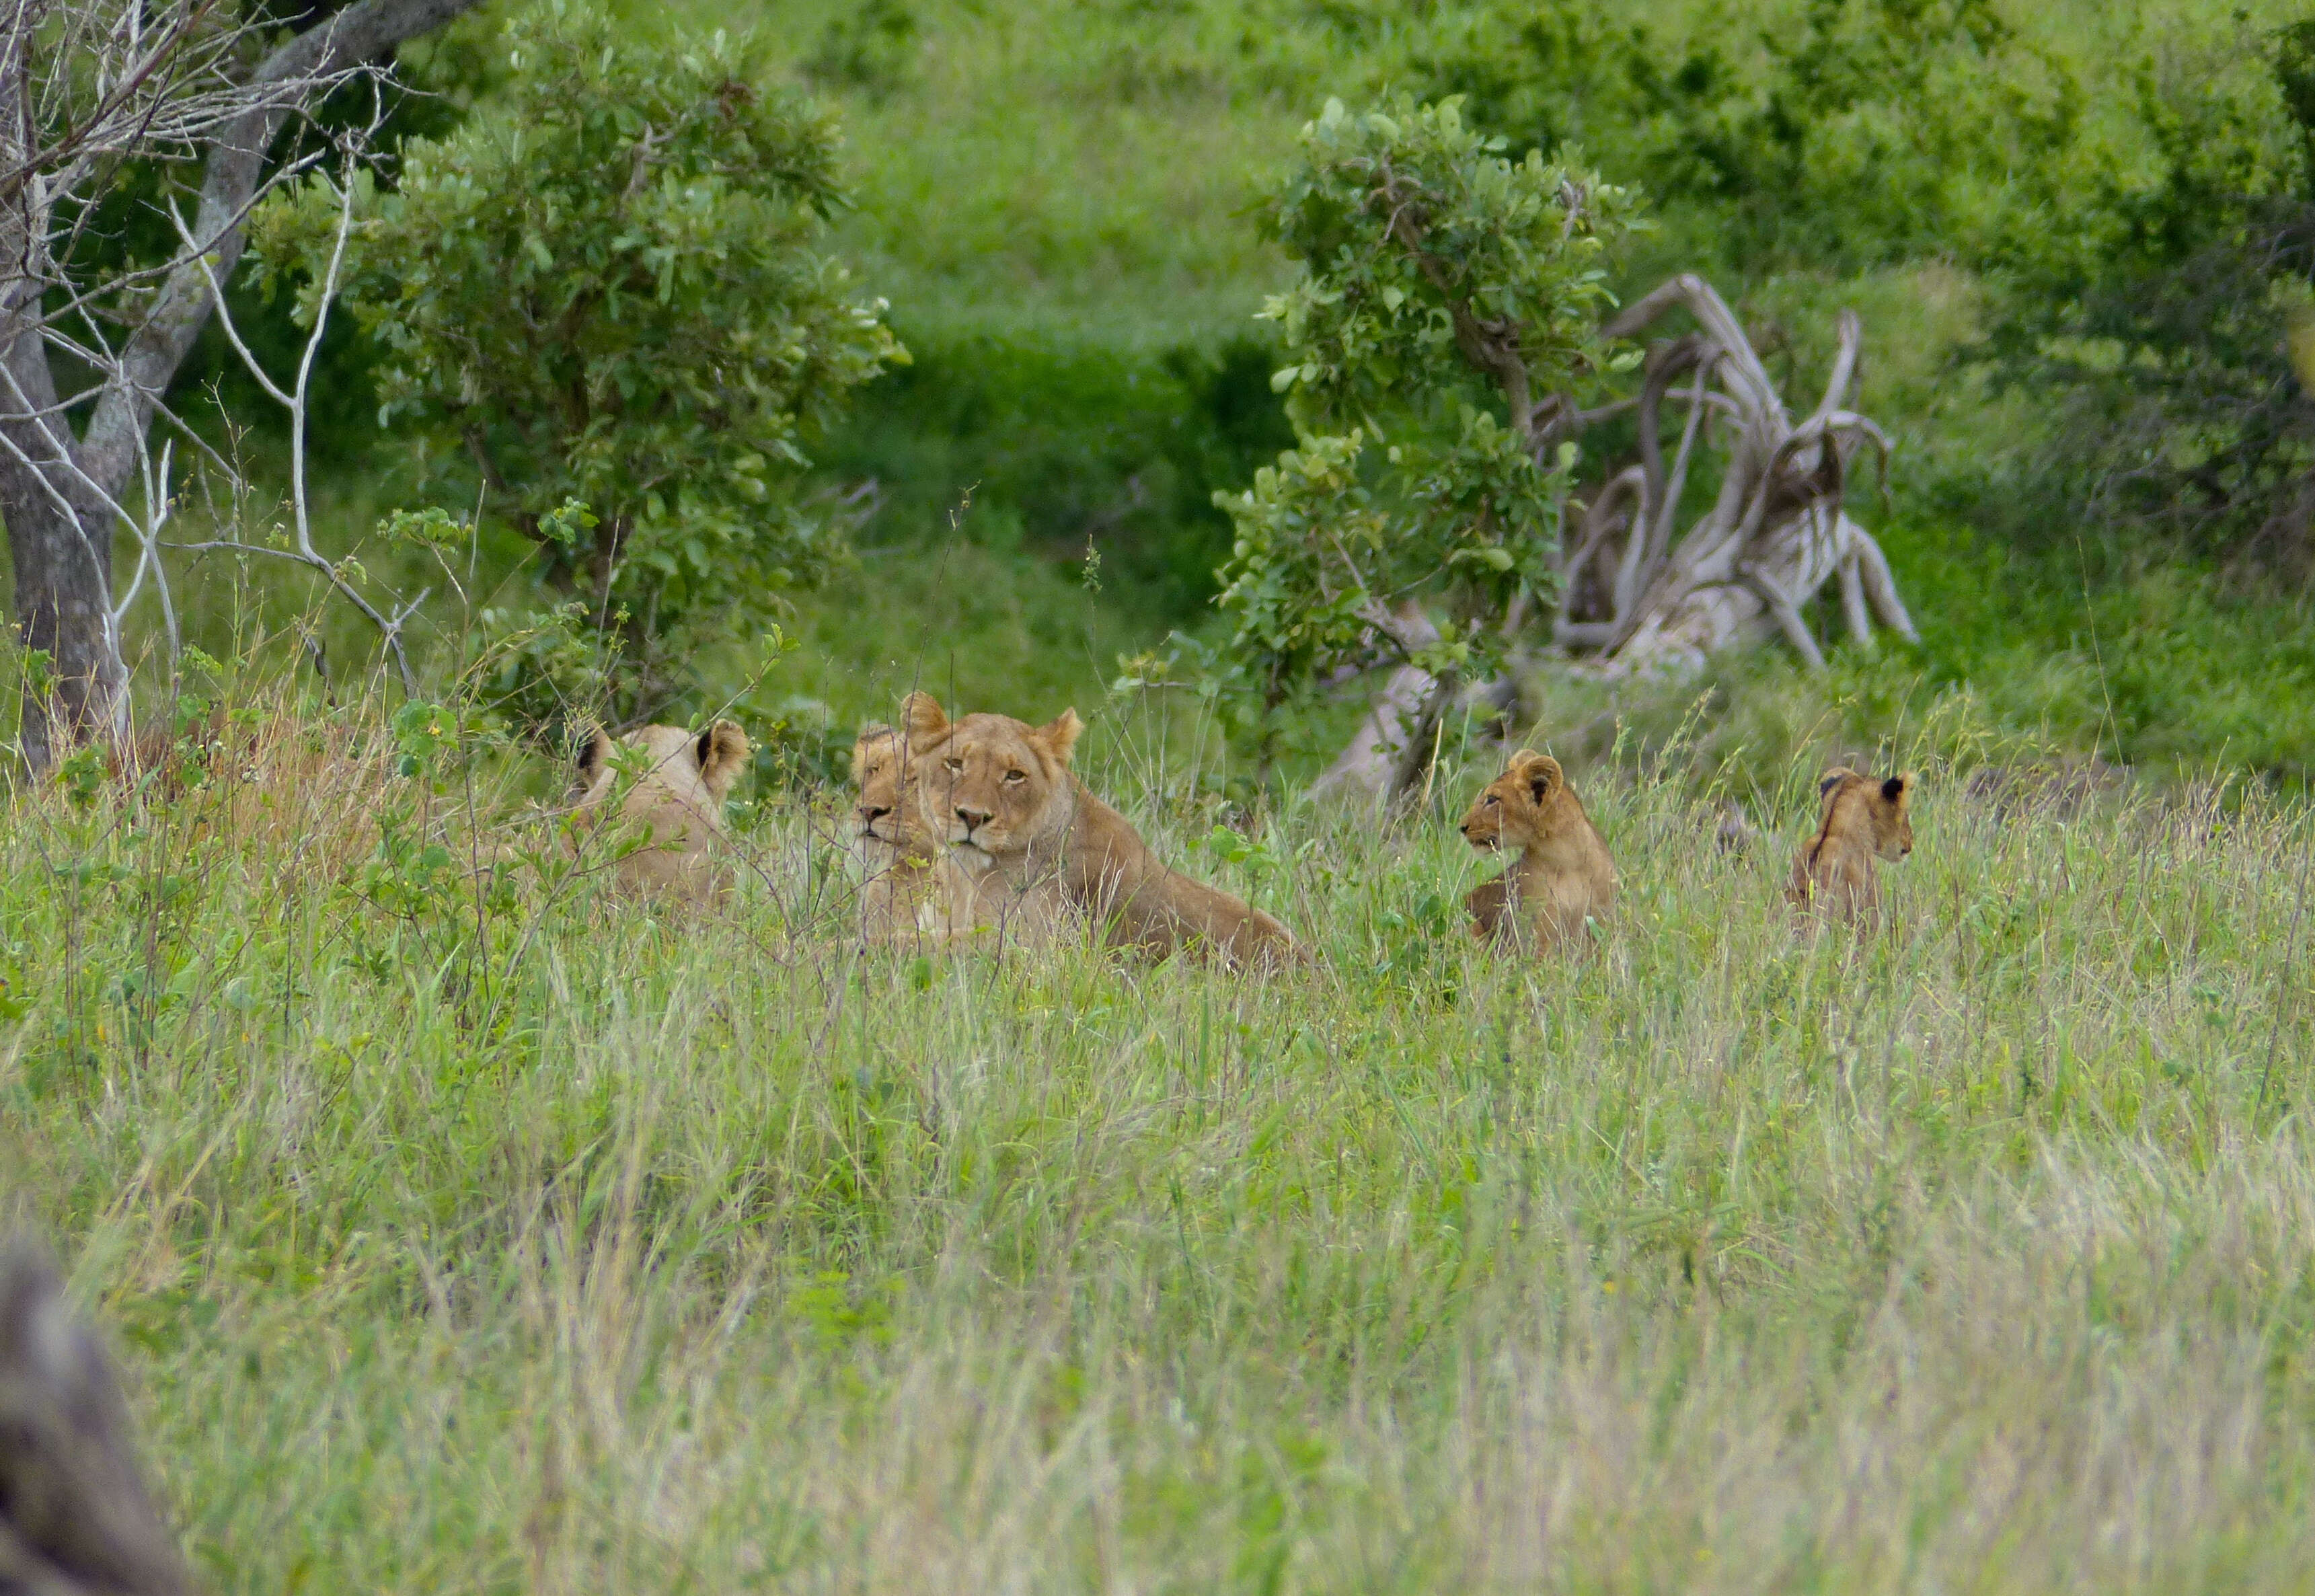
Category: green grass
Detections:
[{"x1": 9, "y1": 681, "x2": 2315, "y2": 1590}]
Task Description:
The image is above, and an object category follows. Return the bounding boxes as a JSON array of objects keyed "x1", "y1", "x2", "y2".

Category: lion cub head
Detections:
[
  {"x1": 573, "y1": 720, "x2": 750, "y2": 903},
  {"x1": 1815, "y1": 768, "x2": 1915, "y2": 861},
  {"x1": 851, "y1": 722, "x2": 935, "y2": 861},
  {"x1": 1788, "y1": 767, "x2": 1915, "y2": 925},
  {"x1": 902, "y1": 691, "x2": 1081, "y2": 868},
  {"x1": 1459, "y1": 750, "x2": 1581, "y2": 852}
]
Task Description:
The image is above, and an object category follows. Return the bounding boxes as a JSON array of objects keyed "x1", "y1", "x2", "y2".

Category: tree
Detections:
[
  {"x1": 261, "y1": 1, "x2": 906, "y2": 722},
  {"x1": 1211, "y1": 97, "x2": 1636, "y2": 796},
  {"x1": 0, "y1": 0, "x2": 482, "y2": 773},
  {"x1": 1215, "y1": 96, "x2": 1918, "y2": 805}
]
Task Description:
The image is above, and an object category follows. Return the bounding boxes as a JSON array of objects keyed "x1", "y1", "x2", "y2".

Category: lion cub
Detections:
[
  {"x1": 849, "y1": 721, "x2": 978, "y2": 943},
  {"x1": 1787, "y1": 767, "x2": 1915, "y2": 927},
  {"x1": 1458, "y1": 750, "x2": 1616, "y2": 952},
  {"x1": 902, "y1": 692, "x2": 1297, "y2": 968},
  {"x1": 572, "y1": 721, "x2": 750, "y2": 905}
]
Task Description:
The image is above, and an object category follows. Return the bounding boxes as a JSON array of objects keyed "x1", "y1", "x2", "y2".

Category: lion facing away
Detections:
[
  {"x1": 901, "y1": 693, "x2": 1297, "y2": 968},
  {"x1": 1786, "y1": 767, "x2": 1915, "y2": 927},
  {"x1": 572, "y1": 721, "x2": 750, "y2": 905},
  {"x1": 1458, "y1": 749, "x2": 1616, "y2": 953},
  {"x1": 849, "y1": 720, "x2": 980, "y2": 944}
]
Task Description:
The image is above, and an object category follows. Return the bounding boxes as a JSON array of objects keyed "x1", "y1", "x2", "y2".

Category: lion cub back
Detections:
[{"x1": 1788, "y1": 768, "x2": 1915, "y2": 927}]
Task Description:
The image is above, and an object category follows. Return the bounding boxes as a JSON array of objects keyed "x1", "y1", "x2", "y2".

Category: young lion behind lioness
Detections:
[
  {"x1": 901, "y1": 693, "x2": 1297, "y2": 968},
  {"x1": 1787, "y1": 767, "x2": 1915, "y2": 927},
  {"x1": 1457, "y1": 749, "x2": 1616, "y2": 953},
  {"x1": 849, "y1": 720, "x2": 981, "y2": 944}
]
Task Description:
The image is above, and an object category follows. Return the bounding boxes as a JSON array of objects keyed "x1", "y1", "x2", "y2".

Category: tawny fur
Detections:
[
  {"x1": 571, "y1": 721, "x2": 750, "y2": 905},
  {"x1": 849, "y1": 721, "x2": 981, "y2": 944},
  {"x1": 1786, "y1": 767, "x2": 1915, "y2": 927},
  {"x1": 1457, "y1": 750, "x2": 1616, "y2": 953},
  {"x1": 901, "y1": 692, "x2": 1297, "y2": 968}
]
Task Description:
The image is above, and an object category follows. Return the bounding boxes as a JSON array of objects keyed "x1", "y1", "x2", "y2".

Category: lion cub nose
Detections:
[{"x1": 955, "y1": 806, "x2": 991, "y2": 834}]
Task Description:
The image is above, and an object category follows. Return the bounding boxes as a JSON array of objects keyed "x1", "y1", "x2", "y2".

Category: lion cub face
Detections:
[
  {"x1": 901, "y1": 691, "x2": 1081, "y2": 866},
  {"x1": 1459, "y1": 750, "x2": 1578, "y2": 852},
  {"x1": 574, "y1": 720, "x2": 750, "y2": 901},
  {"x1": 850, "y1": 722, "x2": 927, "y2": 852}
]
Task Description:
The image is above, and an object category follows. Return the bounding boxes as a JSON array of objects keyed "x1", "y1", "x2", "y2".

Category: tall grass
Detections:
[{"x1": 7, "y1": 672, "x2": 2314, "y2": 1591}]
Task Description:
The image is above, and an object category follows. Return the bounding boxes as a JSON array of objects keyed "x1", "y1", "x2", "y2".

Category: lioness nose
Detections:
[
  {"x1": 859, "y1": 803, "x2": 890, "y2": 824},
  {"x1": 955, "y1": 806, "x2": 991, "y2": 833}
]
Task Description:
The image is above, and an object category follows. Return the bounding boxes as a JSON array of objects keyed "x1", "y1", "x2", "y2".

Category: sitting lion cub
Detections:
[
  {"x1": 849, "y1": 720, "x2": 977, "y2": 943},
  {"x1": 1787, "y1": 767, "x2": 1915, "y2": 927},
  {"x1": 901, "y1": 693, "x2": 1297, "y2": 968},
  {"x1": 572, "y1": 721, "x2": 750, "y2": 905},
  {"x1": 1458, "y1": 749, "x2": 1616, "y2": 952}
]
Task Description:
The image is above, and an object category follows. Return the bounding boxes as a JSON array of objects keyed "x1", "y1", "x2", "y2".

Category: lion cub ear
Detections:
[
  {"x1": 1881, "y1": 773, "x2": 1913, "y2": 806},
  {"x1": 697, "y1": 720, "x2": 751, "y2": 799},
  {"x1": 1819, "y1": 766, "x2": 1860, "y2": 796},
  {"x1": 576, "y1": 726, "x2": 613, "y2": 784},
  {"x1": 1507, "y1": 749, "x2": 1559, "y2": 802},
  {"x1": 1034, "y1": 708, "x2": 1085, "y2": 766},
  {"x1": 900, "y1": 692, "x2": 950, "y2": 745}
]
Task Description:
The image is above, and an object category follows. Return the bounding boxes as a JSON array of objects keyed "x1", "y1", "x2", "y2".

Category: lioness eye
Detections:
[
  {"x1": 1003, "y1": 769, "x2": 1026, "y2": 784},
  {"x1": 944, "y1": 757, "x2": 962, "y2": 773}
]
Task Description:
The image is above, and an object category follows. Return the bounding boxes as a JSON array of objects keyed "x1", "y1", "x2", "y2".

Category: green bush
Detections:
[{"x1": 256, "y1": 0, "x2": 904, "y2": 719}]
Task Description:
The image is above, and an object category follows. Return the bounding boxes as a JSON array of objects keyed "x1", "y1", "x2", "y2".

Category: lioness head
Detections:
[
  {"x1": 573, "y1": 720, "x2": 751, "y2": 901},
  {"x1": 1459, "y1": 750, "x2": 1577, "y2": 851},
  {"x1": 850, "y1": 721, "x2": 927, "y2": 851},
  {"x1": 901, "y1": 691, "x2": 1083, "y2": 866},
  {"x1": 1816, "y1": 767, "x2": 1915, "y2": 860}
]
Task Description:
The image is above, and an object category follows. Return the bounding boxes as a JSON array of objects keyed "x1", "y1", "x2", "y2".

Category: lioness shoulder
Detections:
[
  {"x1": 1457, "y1": 749, "x2": 1615, "y2": 953},
  {"x1": 1787, "y1": 767, "x2": 1914, "y2": 927}
]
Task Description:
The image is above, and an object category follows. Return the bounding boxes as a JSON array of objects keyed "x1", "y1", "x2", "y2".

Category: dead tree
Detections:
[
  {"x1": 1310, "y1": 274, "x2": 1918, "y2": 804},
  {"x1": 0, "y1": 0, "x2": 481, "y2": 773},
  {"x1": 0, "y1": 1240, "x2": 188, "y2": 1595},
  {"x1": 1558, "y1": 275, "x2": 1918, "y2": 677}
]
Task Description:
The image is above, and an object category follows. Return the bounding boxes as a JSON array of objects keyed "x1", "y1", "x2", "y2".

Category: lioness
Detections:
[
  {"x1": 1458, "y1": 749, "x2": 1616, "y2": 952},
  {"x1": 1788, "y1": 767, "x2": 1914, "y2": 927},
  {"x1": 849, "y1": 720, "x2": 977, "y2": 943},
  {"x1": 572, "y1": 721, "x2": 750, "y2": 905},
  {"x1": 901, "y1": 692, "x2": 1297, "y2": 968}
]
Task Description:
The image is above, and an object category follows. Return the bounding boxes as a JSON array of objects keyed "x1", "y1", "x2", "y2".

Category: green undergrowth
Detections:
[{"x1": 6, "y1": 689, "x2": 2315, "y2": 1589}]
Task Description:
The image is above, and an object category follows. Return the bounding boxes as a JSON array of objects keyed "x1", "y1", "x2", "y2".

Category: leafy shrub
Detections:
[{"x1": 256, "y1": 0, "x2": 905, "y2": 720}]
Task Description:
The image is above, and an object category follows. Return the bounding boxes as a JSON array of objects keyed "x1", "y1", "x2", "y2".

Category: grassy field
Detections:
[{"x1": 6, "y1": 679, "x2": 2315, "y2": 1591}]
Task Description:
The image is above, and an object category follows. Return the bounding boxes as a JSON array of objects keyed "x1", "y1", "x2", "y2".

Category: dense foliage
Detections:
[
  {"x1": 1207, "y1": 98, "x2": 1634, "y2": 761},
  {"x1": 256, "y1": 1, "x2": 904, "y2": 720}
]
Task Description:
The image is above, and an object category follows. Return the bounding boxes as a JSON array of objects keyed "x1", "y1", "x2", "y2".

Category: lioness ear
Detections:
[
  {"x1": 1035, "y1": 708, "x2": 1085, "y2": 766},
  {"x1": 855, "y1": 720, "x2": 894, "y2": 751},
  {"x1": 900, "y1": 692, "x2": 949, "y2": 745},
  {"x1": 1882, "y1": 773, "x2": 1911, "y2": 806},
  {"x1": 576, "y1": 727, "x2": 612, "y2": 782},
  {"x1": 698, "y1": 720, "x2": 750, "y2": 798}
]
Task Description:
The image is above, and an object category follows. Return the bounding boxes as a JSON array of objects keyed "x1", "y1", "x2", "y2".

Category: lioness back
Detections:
[
  {"x1": 1457, "y1": 749, "x2": 1615, "y2": 952},
  {"x1": 1788, "y1": 767, "x2": 1915, "y2": 927},
  {"x1": 903, "y1": 693, "x2": 1298, "y2": 968}
]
